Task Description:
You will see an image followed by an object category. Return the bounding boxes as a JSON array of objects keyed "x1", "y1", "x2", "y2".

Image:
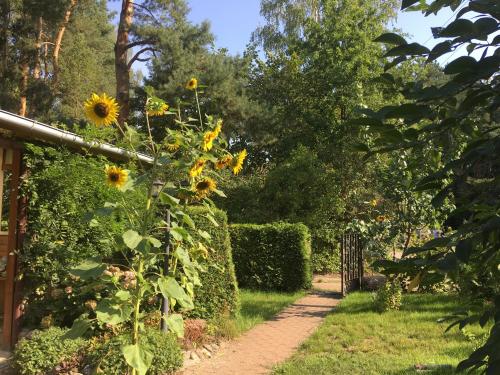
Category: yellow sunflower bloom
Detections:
[
  {"x1": 186, "y1": 78, "x2": 198, "y2": 90},
  {"x1": 215, "y1": 154, "x2": 233, "y2": 170},
  {"x1": 105, "y1": 165, "x2": 128, "y2": 188},
  {"x1": 147, "y1": 100, "x2": 169, "y2": 117},
  {"x1": 194, "y1": 177, "x2": 217, "y2": 199},
  {"x1": 165, "y1": 140, "x2": 181, "y2": 152},
  {"x1": 84, "y1": 93, "x2": 119, "y2": 127},
  {"x1": 231, "y1": 149, "x2": 247, "y2": 175},
  {"x1": 370, "y1": 199, "x2": 378, "y2": 207},
  {"x1": 189, "y1": 159, "x2": 206, "y2": 178},
  {"x1": 214, "y1": 119, "x2": 223, "y2": 137},
  {"x1": 202, "y1": 131, "x2": 216, "y2": 151},
  {"x1": 376, "y1": 215, "x2": 386, "y2": 223}
]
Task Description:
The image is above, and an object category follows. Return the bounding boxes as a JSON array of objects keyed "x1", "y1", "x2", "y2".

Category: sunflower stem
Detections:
[{"x1": 194, "y1": 89, "x2": 203, "y2": 128}]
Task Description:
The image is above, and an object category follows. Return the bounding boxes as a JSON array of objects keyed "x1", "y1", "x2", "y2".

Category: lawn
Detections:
[
  {"x1": 235, "y1": 289, "x2": 306, "y2": 333},
  {"x1": 274, "y1": 292, "x2": 486, "y2": 375}
]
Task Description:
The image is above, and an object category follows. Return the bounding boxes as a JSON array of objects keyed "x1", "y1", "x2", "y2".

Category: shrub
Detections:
[
  {"x1": 373, "y1": 280, "x2": 402, "y2": 312},
  {"x1": 311, "y1": 228, "x2": 340, "y2": 274},
  {"x1": 13, "y1": 327, "x2": 87, "y2": 375},
  {"x1": 21, "y1": 144, "x2": 134, "y2": 326},
  {"x1": 87, "y1": 329, "x2": 182, "y2": 375},
  {"x1": 230, "y1": 223, "x2": 312, "y2": 291},
  {"x1": 187, "y1": 207, "x2": 239, "y2": 320}
]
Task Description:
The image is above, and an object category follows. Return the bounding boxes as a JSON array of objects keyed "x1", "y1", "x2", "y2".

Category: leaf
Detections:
[
  {"x1": 385, "y1": 43, "x2": 429, "y2": 57},
  {"x1": 444, "y1": 56, "x2": 477, "y2": 75},
  {"x1": 401, "y1": 0, "x2": 420, "y2": 9},
  {"x1": 62, "y1": 316, "x2": 91, "y2": 339},
  {"x1": 123, "y1": 230, "x2": 142, "y2": 250},
  {"x1": 374, "y1": 33, "x2": 407, "y2": 46},
  {"x1": 96, "y1": 299, "x2": 132, "y2": 325},
  {"x1": 164, "y1": 313, "x2": 185, "y2": 338},
  {"x1": 115, "y1": 290, "x2": 131, "y2": 301},
  {"x1": 182, "y1": 214, "x2": 196, "y2": 229},
  {"x1": 69, "y1": 258, "x2": 106, "y2": 281},
  {"x1": 170, "y1": 226, "x2": 191, "y2": 242},
  {"x1": 159, "y1": 192, "x2": 180, "y2": 206},
  {"x1": 439, "y1": 19, "x2": 475, "y2": 38},
  {"x1": 428, "y1": 41, "x2": 453, "y2": 62},
  {"x1": 122, "y1": 344, "x2": 153, "y2": 375},
  {"x1": 146, "y1": 236, "x2": 162, "y2": 248},
  {"x1": 158, "y1": 277, "x2": 194, "y2": 310}
]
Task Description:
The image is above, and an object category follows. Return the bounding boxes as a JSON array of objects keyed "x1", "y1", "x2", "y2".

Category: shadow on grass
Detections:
[{"x1": 334, "y1": 292, "x2": 463, "y2": 317}]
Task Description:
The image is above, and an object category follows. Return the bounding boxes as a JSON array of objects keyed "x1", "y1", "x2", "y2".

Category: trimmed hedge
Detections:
[
  {"x1": 187, "y1": 207, "x2": 239, "y2": 320},
  {"x1": 229, "y1": 223, "x2": 312, "y2": 292}
]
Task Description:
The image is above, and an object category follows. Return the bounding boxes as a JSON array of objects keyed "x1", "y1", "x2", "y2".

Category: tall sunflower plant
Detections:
[{"x1": 66, "y1": 80, "x2": 246, "y2": 375}]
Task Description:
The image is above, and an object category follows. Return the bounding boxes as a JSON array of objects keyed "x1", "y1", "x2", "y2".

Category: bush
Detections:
[
  {"x1": 230, "y1": 223, "x2": 312, "y2": 291},
  {"x1": 21, "y1": 144, "x2": 134, "y2": 326},
  {"x1": 87, "y1": 328, "x2": 182, "y2": 375},
  {"x1": 187, "y1": 207, "x2": 239, "y2": 320},
  {"x1": 13, "y1": 327, "x2": 87, "y2": 375},
  {"x1": 311, "y1": 228, "x2": 340, "y2": 274},
  {"x1": 373, "y1": 280, "x2": 402, "y2": 312}
]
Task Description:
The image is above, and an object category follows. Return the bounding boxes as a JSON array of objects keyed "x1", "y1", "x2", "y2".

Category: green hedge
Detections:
[
  {"x1": 229, "y1": 223, "x2": 312, "y2": 291},
  {"x1": 21, "y1": 144, "x2": 133, "y2": 326},
  {"x1": 187, "y1": 207, "x2": 239, "y2": 320}
]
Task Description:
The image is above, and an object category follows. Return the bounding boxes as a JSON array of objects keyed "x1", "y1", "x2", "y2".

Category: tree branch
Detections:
[
  {"x1": 127, "y1": 47, "x2": 156, "y2": 69},
  {"x1": 132, "y1": 2, "x2": 161, "y2": 25},
  {"x1": 126, "y1": 38, "x2": 156, "y2": 50}
]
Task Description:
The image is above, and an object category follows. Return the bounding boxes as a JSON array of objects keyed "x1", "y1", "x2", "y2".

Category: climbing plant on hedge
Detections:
[
  {"x1": 20, "y1": 144, "x2": 133, "y2": 327},
  {"x1": 187, "y1": 207, "x2": 239, "y2": 320},
  {"x1": 230, "y1": 223, "x2": 312, "y2": 292}
]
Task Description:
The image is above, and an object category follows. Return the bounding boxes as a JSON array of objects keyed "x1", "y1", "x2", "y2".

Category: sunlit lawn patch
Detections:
[
  {"x1": 274, "y1": 292, "x2": 485, "y2": 375},
  {"x1": 236, "y1": 289, "x2": 306, "y2": 333}
]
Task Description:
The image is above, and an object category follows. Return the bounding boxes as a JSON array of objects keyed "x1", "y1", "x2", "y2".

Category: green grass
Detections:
[
  {"x1": 235, "y1": 289, "x2": 306, "y2": 333},
  {"x1": 274, "y1": 292, "x2": 486, "y2": 375}
]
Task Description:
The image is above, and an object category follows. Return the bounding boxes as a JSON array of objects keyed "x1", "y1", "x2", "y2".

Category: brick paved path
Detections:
[{"x1": 180, "y1": 278, "x2": 341, "y2": 375}]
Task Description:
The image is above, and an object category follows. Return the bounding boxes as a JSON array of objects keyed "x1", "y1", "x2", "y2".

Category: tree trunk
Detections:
[
  {"x1": 18, "y1": 60, "x2": 29, "y2": 116},
  {"x1": 115, "y1": 0, "x2": 134, "y2": 126},
  {"x1": 53, "y1": 0, "x2": 77, "y2": 86},
  {"x1": 32, "y1": 16, "x2": 43, "y2": 80},
  {"x1": 0, "y1": 0, "x2": 10, "y2": 74}
]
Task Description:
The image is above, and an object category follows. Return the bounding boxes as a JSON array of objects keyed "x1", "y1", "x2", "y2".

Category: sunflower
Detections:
[
  {"x1": 370, "y1": 199, "x2": 378, "y2": 207},
  {"x1": 186, "y1": 78, "x2": 198, "y2": 90},
  {"x1": 84, "y1": 93, "x2": 119, "y2": 126},
  {"x1": 165, "y1": 137, "x2": 181, "y2": 152},
  {"x1": 189, "y1": 159, "x2": 206, "y2": 178},
  {"x1": 146, "y1": 100, "x2": 169, "y2": 116},
  {"x1": 376, "y1": 215, "x2": 386, "y2": 223},
  {"x1": 194, "y1": 177, "x2": 217, "y2": 199},
  {"x1": 214, "y1": 119, "x2": 223, "y2": 136},
  {"x1": 215, "y1": 154, "x2": 233, "y2": 170},
  {"x1": 105, "y1": 165, "x2": 128, "y2": 188},
  {"x1": 202, "y1": 131, "x2": 216, "y2": 151},
  {"x1": 231, "y1": 149, "x2": 247, "y2": 175}
]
